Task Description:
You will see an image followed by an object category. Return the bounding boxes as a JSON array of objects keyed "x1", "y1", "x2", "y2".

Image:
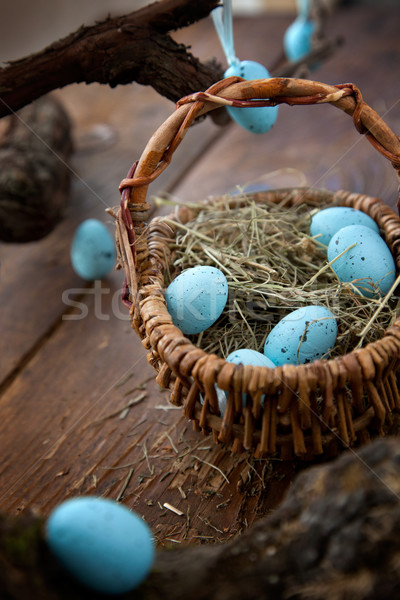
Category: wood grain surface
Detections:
[{"x1": 0, "y1": 4, "x2": 399, "y2": 546}]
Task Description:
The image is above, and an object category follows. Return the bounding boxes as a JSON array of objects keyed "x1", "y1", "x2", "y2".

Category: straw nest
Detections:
[{"x1": 160, "y1": 192, "x2": 400, "y2": 362}]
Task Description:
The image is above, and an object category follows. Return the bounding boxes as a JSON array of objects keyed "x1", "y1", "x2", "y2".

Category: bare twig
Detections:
[
  {"x1": 192, "y1": 455, "x2": 230, "y2": 484},
  {"x1": 87, "y1": 392, "x2": 147, "y2": 427},
  {"x1": 163, "y1": 503, "x2": 185, "y2": 516},
  {"x1": 198, "y1": 516, "x2": 224, "y2": 534},
  {"x1": 116, "y1": 468, "x2": 134, "y2": 501},
  {"x1": 0, "y1": 0, "x2": 221, "y2": 119}
]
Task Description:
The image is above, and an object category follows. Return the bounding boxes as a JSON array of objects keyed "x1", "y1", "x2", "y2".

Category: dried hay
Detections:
[{"x1": 160, "y1": 192, "x2": 400, "y2": 361}]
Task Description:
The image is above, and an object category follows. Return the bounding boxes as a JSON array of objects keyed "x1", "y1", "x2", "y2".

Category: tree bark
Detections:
[
  {"x1": 0, "y1": 96, "x2": 72, "y2": 243},
  {"x1": 2, "y1": 438, "x2": 400, "y2": 600},
  {"x1": 0, "y1": 0, "x2": 222, "y2": 120}
]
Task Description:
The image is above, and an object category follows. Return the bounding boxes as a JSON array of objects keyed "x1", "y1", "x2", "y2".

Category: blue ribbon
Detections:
[{"x1": 211, "y1": 0, "x2": 240, "y2": 67}]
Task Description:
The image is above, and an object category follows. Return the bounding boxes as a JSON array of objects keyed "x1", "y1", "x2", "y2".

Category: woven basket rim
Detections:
[{"x1": 146, "y1": 187, "x2": 400, "y2": 373}]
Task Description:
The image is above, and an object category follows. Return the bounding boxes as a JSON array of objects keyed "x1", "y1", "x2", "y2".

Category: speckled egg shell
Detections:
[
  {"x1": 327, "y1": 224, "x2": 396, "y2": 297},
  {"x1": 46, "y1": 497, "x2": 154, "y2": 595},
  {"x1": 226, "y1": 348, "x2": 276, "y2": 368},
  {"x1": 165, "y1": 266, "x2": 228, "y2": 334},
  {"x1": 215, "y1": 349, "x2": 276, "y2": 415},
  {"x1": 70, "y1": 219, "x2": 116, "y2": 280},
  {"x1": 264, "y1": 305, "x2": 337, "y2": 366},
  {"x1": 283, "y1": 16, "x2": 315, "y2": 61},
  {"x1": 224, "y1": 61, "x2": 279, "y2": 134},
  {"x1": 310, "y1": 207, "x2": 380, "y2": 248}
]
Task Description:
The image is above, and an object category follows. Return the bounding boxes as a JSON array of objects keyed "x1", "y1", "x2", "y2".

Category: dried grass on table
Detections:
[{"x1": 161, "y1": 193, "x2": 400, "y2": 361}]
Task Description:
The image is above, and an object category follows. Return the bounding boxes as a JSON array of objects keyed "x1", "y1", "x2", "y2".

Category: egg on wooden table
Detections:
[
  {"x1": 310, "y1": 206, "x2": 380, "y2": 248},
  {"x1": 46, "y1": 497, "x2": 155, "y2": 595},
  {"x1": 70, "y1": 218, "x2": 116, "y2": 280},
  {"x1": 327, "y1": 224, "x2": 396, "y2": 297},
  {"x1": 224, "y1": 60, "x2": 279, "y2": 134},
  {"x1": 264, "y1": 305, "x2": 337, "y2": 366},
  {"x1": 165, "y1": 266, "x2": 228, "y2": 335}
]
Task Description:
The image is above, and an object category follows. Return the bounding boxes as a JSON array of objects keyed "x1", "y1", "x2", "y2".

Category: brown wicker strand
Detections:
[
  {"x1": 341, "y1": 353, "x2": 365, "y2": 415},
  {"x1": 297, "y1": 370, "x2": 312, "y2": 430},
  {"x1": 218, "y1": 391, "x2": 235, "y2": 444},
  {"x1": 290, "y1": 401, "x2": 307, "y2": 456},
  {"x1": 364, "y1": 380, "x2": 387, "y2": 433},
  {"x1": 389, "y1": 372, "x2": 400, "y2": 411},
  {"x1": 258, "y1": 397, "x2": 273, "y2": 456},
  {"x1": 183, "y1": 380, "x2": 201, "y2": 420},
  {"x1": 336, "y1": 391, "x2": 350, "y2": 447},
  {"x1": 310, "y1": 391, "x2": 324, "y2": 455},
  {"x1": 171, "y1": 377, "x2": 185, "y2": 406},
  {"x1": 243, "y1": 406, "x2": 255, "y2": 450},
  {"x1": 384, "y1": 378, "x2": 396, "y2": 412},
  {"x1": 321, "y1": 366, "x2": 336, "y2": 428}
]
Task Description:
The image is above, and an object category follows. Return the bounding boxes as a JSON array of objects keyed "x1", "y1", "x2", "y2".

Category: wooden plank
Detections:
[
  {"x1": 1, "y1": 5, "x2": 399, "y2": 546},
  {"x1": 0, "y1": 264, "x2": 299, "y2": 544},
  {"x1": 0, "y1": 14, "x2": 295, "y2": 536},
  {"x1": 0, "y1": 267, "x2": 162, "y2": 510}
]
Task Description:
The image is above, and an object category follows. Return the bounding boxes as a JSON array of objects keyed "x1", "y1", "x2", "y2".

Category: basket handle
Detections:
[
  {"x1": 120, "y1": 77, "x2": 400, "y2": 204},
  {"x1": 117, "y1": 77, "x2": 400, "y2": 301}
]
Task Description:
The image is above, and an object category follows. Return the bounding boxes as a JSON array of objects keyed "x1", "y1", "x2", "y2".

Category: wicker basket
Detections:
[{"x1": 115, "y1": 77, "x2": 400, "y2": 459}]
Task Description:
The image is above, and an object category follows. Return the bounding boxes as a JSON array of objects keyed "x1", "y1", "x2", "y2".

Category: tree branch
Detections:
[{"x1": 0, "y1": 0, "x2": 222, "y2": 119}]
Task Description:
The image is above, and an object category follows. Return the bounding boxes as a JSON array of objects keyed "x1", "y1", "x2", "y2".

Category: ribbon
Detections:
[{"x1": 211, "y1": 0, "x2": 240, "y2": 67}]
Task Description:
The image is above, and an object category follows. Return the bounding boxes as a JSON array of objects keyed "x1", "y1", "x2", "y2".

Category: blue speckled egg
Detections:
[
  {"x1": 224, "y1": 61, "x2": 279, "y2": 134},
  {"x1": 46, "y1": 497, "x2": 154, "y2": 595},
  {"x1": 264, "y1": 305, "x2": 337, "y2": 366},
  {"x1": 310, "y1": 207, "x2": 380, "y2": 248},
  {"x1": 215, "y1": 349, "x2": 276, "y2": 415},
  {"x1": 165, "y1": 266, "x2": 228, "y2": 334},
  {"x1": 284, "y1": 16, "x2": 315, "y2": 61},
  {"x1": 327, "y1": 224, "x2": 396, "y2": 297},
  {"x1": 226, "y1": 348, "x2": 276, "y2": 368},
  {"x1": 71, "y1": 219, "x2": 116, "y2": 280}
]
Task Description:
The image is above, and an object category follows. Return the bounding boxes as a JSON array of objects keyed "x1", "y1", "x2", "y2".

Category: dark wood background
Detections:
[{"x1": 1, "y1": 2, "x2": 399, "y2": 547}]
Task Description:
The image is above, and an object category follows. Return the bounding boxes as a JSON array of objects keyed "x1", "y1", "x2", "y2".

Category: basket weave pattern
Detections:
[{"x1": 115, "y1": 78, "x2": 400, "y2": 458}]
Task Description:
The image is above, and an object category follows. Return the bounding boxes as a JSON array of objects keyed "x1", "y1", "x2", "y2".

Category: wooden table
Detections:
[{"x1": 1, "y1": 3, "x2": 399, "y2": 547}]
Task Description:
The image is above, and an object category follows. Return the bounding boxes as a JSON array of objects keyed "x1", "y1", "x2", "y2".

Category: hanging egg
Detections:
[
  {"x1": 165, "y1": 266, "x2": 228, "y2": 334},
  {"x1": 224, "y1": 61, "x2": 279, "y2": 134},
  {"x1": 310, "y1": 206, "x2": 380, "y2": 248},
  {"x1": 327, "y1": 225, "x2": 396, "y2": 297},
  {"x1": 46, "y1": 497, "x2": 155, "y2": 595},
  {"x1": 283, "y1": 16, "x2": 315, "y2": 62},
  {"x1": 70, "y1": 219, "x2": 116, "y2": 281},
  {"x1": 264, "y1": 305, "x2": 337, "y2": 366}
]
